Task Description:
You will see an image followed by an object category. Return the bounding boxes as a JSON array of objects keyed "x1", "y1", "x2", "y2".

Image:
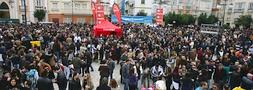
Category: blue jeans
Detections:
[{"x1": 123, "y1": 78, "x2": 129, "y2": 90}]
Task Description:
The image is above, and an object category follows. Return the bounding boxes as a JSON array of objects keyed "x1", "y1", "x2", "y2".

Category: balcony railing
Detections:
[
  {"x1": 248, "y1": 8, "x2": 253, "y2": 12},
  {"x1": 234, "y1": 9, "x2": 244, "y2": 13}
]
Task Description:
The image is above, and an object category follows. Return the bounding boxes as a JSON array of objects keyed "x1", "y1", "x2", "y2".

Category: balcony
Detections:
[
  {"x1": 234, "y1": 9, "x2": 244, "y2": 13},
  {"x1": 227, "y1": 8, "x2": 232, "y2": 13},
  {"x1": 248, "y1": 8, "x2": 253, "y2": 13},
  {"x1": 35, "y1": 6, "x2": 44, "y2": 10}
]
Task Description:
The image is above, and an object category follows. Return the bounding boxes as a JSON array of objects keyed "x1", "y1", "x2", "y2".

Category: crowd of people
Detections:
[{"x1": 0, "y1": 23, "x2": 252, "y2": 90}]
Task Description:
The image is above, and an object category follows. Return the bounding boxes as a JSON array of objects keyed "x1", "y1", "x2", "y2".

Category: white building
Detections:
[
  {"x1": 222, "y1": 0, "x2": 253, "y2": 27},
  {"x1": 0, "y1": 0, "x2": 19, "y2": 20},
  {"x1": 48, "y1": 0, "x2": 111, "y2": 24},
  {"x1": 0, "y1": 0, "x2": 48, "y2": 23},
  {"x1": 126, "y1": 0, "x2": 153, "y2": 16},
  {"x1": 125, "y1": 0, "x2": 213, "y2": 16}
]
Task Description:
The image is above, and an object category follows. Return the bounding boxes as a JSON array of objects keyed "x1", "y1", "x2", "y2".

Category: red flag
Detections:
[
  {"x1": 96, "y1": 4, "x2": 105, "y2": 24},
  {"x1": 156, "y1": 8, "x2": 163, "y2": 25},
  {"x1": 91, "y1": 2, "x2": 97, "y2": 24},
  {"x1": 112, "y1": 3, "x2": 122, "y2": 25}
]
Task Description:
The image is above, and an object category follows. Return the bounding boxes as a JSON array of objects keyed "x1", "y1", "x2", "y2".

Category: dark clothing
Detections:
[
  {"x1": 129, "y1": 84, "x2": 137, "y2": 90},
  {"x1": 108, "y1": 60, "x2": 115, "y2": 79},
  {"x1": 230, "y1": 71, "x2": 242, "y2": 89},
  {"x1": 98, "y1": 65, "x2": 109, "y2": 77},
  {"x1": 122, "y1": 63, "x2": 130, "y2": 79},
  {"x1": 96, "y1": 85, "x2": 111, "y2": 90},
  {"x1": 181, "y1": 78, "x2": 193, "y2": 90},
  {"x1": 68, "y1": 79, "x2": 81, "y2": 90},
  {"x1": 37, "y1": 77, "x2": 54, "y2": 90},
  {"x1": 129, "y1": 74, "x2": 138, "y2": 86},
  {"x1": 57, "y1": 71, "x2": 68, "y2": 90},
  {"x1": 165, "y1": 74, "x2": 172, "y2": 90}
]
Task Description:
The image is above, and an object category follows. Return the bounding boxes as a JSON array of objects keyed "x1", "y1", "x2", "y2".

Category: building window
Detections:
[
  {"x1": 249, "y1": 3, "x2": 253, "y2": 10},
  {"x1": 141, "y1": 0, "x2": 145, "y2": 4},
  {"x1": 75, "y1": 3, "x2": 80, "y2": 9},
  {"x1": 234, "y1": 2, "x2": 245, "y2": 13},
  {"x1": 64, "y1": 17, "x2": 72, "y2": 23},
  {"x1": 77, "y1": 18, "x2": 85, "y2": 24},
  {"x1": 21, "y1": 0, "x2": 25, "y2": 7},
  {"x1": 22, "y1": 15, "x2": 26, "y2": 23},
  {"x1": 51, "y1": 2, "x2": 59, "y2": 11},
  {"x1": 81, "y1": 3, "x2": 87, "y2": 9},
  {"x1": 36, "y1": 0, "x2": 42, "y2": 6},
  {"x1": 64, "y1": 2, "x2": 71, "y2": 9}
]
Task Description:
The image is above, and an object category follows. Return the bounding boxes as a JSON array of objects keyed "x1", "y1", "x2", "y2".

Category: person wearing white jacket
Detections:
[{"x1": 151, "y1": 64, "x2": 164, "y2": 82}]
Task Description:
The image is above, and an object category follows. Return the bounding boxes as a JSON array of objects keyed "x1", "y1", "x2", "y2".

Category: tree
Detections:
[
  {"x1": 136, "y1": 11, "x2": 147, "y2": 16},
  {"x1": 34, "y1": 10, "x2": 46, "y2": 22},
  {"x1": 235, "y1": 15, "x2": 253, "y2": 28},
  {"x1": 207, "y1": 14, "x2": 219, "y2": 24},
  {"x1": 198, "y1": 13, "x2": 207, "y2": 25},
  {"x1": 188, "y1": 15, "x2": 195, "y2": 25},
  {"x1": 164, "y1": 12, "x2": 195, "y2": 26},
  {"x1": 198, "y1": 13, "x2": 219, "y2": 25}
]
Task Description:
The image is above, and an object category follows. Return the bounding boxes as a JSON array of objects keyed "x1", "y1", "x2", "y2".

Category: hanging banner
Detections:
[
  {"x1": 91, "y1": 2, "x2": 97, "y2": 24},
  {"x1": 112, "y1": 3, "x2": 122, "y2": 25},
  {"x1": 111, "y1": 15, "x2": 153, "y2": 24},
  {"x1": 156, "y1": 8, "x2": 163, "y2": 25},
  {"x1": 96, "y1": 4, "x2": 105, "y2": 24}
]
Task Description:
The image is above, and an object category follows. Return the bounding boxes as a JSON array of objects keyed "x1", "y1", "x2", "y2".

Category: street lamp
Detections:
[
  {"x1": 71, "y1": 0, "x2": 74, "y2": 23},
  {"x1": 218, "y1": 0, "x2": 227, "y2": 25},
  {"x1": 21, "y1": 0, "x2": 27, "y2": 25}
]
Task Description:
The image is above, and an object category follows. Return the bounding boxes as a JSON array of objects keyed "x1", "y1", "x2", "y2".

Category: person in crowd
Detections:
[
  {"x1": 55, "y1": 66, "x2": 68, "y2": 90},
  {"x1": 195, "y1": 81, "x2": 208, "y2": 90},
  {"x1": 211, "y1": 83, "x2": 219, "y2": 90},
  {"x1": 72, "y1": 54, "x2": 82, "y2": 74},
  {"x1": 109, "y1": 79, "x2": 119, "y2": 90},
  {"x1": 82, "y1": 74, "x2": 94, "y2": 90},
  {"x1": 230, "y1": 66, "x2": 242, "y2": 89},
  {"x1": 151, "y1": 64, "x2": 164, "y2": 82},
  {"x1": 69, "y1": 72, "x2": 81, "y2": 90},
  {"x1": 7, "y1": 78, "x2": 22, "y2": 90},
  {"x1": 96, "y1": 77, "x2": 111, "y2": 90},
  {"x1": 98, "y1": 60, "x2": 110, "y2": 84},
  {"x1": 85, "y1": 51, "x2": 94, "y2": 73},
  {"x1": 37, "y1": 70, "x2": 54, "y2": 90},
  {"x1": 155, "y1": 76, "x2": 166, "y2": 90},
  {"x1": 128, "y1": 67, "x2": 138, "y2": 90},
  {"x1": 108, "y1": 58, "x2": 115, "y2": 79},
  {"x1": 122, "y1": 59, "x2": 130, "y2": 90}
]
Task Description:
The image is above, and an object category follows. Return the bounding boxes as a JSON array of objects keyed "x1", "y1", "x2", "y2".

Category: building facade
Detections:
[
  {"x1": 125, "y1": 0, "x2": 213, "y2": 17},
  {"x1": 222, "y1": 0, "x2": 253, "y2": 27},
  {"x1": 0, "y1": 0, "x2": 48, "y2": 23},
  {"x1": 48, "y1": 0, "x2": 110, "y2": 24}
]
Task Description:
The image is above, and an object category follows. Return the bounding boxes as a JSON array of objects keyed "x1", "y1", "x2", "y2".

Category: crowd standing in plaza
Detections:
[{"x1": 0, "y1": 23, "x2": 253, "y2": 90}]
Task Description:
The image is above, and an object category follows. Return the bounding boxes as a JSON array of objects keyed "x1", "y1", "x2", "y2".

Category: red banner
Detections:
[
  {"x1": 91, "y1": 2, "x2": 97, "y2": 24},
  {"x1": 156, "y1": 8, "x2": 163, "y2": 25},
  {"x1": 112, "y1": 3, "x2": 122, "y2": 25},
  {"x1": 96, "y1": 4, "x2": 105, "y2": 24}
]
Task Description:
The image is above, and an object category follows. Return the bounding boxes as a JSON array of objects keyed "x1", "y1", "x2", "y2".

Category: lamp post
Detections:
[
  {"x1": 222, "y1": 0, "x2": 228, "y2": 25},
  {"x1": 22, "y1": 0, "x2": 27, "y2": 25},
  {"x1": 71, "y1": 0, "x2": 74, "y2": 23}
]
